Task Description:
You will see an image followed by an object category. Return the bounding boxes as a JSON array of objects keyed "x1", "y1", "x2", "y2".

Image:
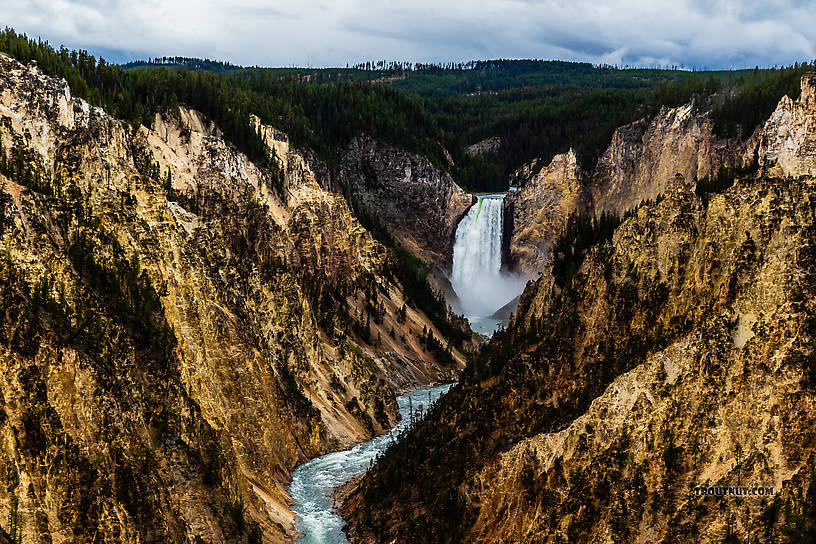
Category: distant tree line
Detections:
[
  {"x1": 123, "y1": 56, "x2": 241, "y2": 73},
  {"x1": 437, "y1": 77, "x2": 723, "y2": 191},
  {"x1": 2, "y1": 28, "x2": 813, "y2": 196},
  {"x1": 710, "y1": 63, "x2": 816, "y2": 140}
]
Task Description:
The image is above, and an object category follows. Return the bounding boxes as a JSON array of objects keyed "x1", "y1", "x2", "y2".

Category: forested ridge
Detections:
[
  {"x1": 2, "y1": 29, "x2": 813, "y2": 193},
  {"x1": 114, "y1": 48, "x2": 816, "y2": 191}
]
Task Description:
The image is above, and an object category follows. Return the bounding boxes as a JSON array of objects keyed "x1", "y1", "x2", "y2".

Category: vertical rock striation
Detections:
[
  {"x1": 504, "y1": 149, "x2": 586, "y2": 275},
  {"x1": 0, "y1": 53, "x2": 463, "y2": 544},
  {"x1": 760, "y1": 72, "x2": 816, "y2": 178},
  {"x1": 339, "y1": 136, "x2": 473, "y2": 269}
]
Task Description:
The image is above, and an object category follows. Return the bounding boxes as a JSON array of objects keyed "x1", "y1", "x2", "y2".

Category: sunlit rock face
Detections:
[
  {"x1": 505, "y1": 149, "x2": 586, "y2": 275},
  {"x1": 589, "y1": 102, "x2": 731, "y2": 217},
  {"x1": 0, "y1": 52, "x2": 463, "y2": 544},
  {"x1": 760, "y1": 72, "x2": 816, "y2": 178},
  {"x1": 462, "y1": 174, "x2": 816, "y2": 543},
  {"x1": 505, "y1": 98, "x2": 765, "y2": 276}
]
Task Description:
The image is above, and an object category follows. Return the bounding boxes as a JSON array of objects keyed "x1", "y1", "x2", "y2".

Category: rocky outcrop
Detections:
[
  {"x1": 590, "y1": 102, "x2": 727, "y2": 217},
  {"x1": 343, "y1": 170, "x2": 816, "y2": 544},
  {"x1": 759, "y1": 72, "x2": 816, "y2": 178},
  {"x1": 465, "y1": 136, "x2": 503, "y2": 157},
  {"x1": 339, "y1": 136, "x2": 472, "y2": 267},
  {"x1": 0, "y1": 53, "x2": 463, "y2": 544},
  {"x1": 505, "y1": 93, "x2": 788, "y2": 275},
  {"x1": 462, "y1": 177, "x2": 816, "y2": 543},
  {"x1": 504, "y1": 149, "x2": 586, "y2": 274}
]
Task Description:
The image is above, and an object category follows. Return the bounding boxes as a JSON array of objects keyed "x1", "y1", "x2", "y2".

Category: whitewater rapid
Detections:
[
  {"x1": 289, "y1": 383, "x2": 452, "y2": 544},
  {"x1": 450, "y1": 194, "x2": 527, "y2": 335}
]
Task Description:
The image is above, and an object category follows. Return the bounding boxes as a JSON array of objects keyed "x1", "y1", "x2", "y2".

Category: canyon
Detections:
[
  {"x1": 340, "y1": 72, "x2": 816, "y2": 543},
  {"x1": 1, "y1": 32, "x2": 816, "y2": 544}
]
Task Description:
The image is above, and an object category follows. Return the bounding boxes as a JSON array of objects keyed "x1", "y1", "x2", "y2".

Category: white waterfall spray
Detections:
[{"x1": 451, "y1": 194, "x2": 527, "y2": 335}]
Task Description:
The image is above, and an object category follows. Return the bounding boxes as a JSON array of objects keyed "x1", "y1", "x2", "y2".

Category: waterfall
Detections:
[{"x1": 451, "y1": 194, "x2": 527, "y2": 335}]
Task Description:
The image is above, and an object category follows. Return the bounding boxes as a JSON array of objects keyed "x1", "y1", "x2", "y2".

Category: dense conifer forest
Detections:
[
  {"x1": 1, "y1": 29, "x2": 812, "y2": 193},
  {"x1": 114, "y1": 49, "x2": 816, "y2": 191}
]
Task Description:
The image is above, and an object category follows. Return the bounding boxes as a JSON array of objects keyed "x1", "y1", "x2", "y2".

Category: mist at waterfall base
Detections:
[{"x1": 451, "y1": 194, "x2": 528, "y2": 336}]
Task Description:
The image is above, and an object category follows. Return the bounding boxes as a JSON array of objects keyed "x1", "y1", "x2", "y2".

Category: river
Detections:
[{"x1": 289, "y1": 383, "x2": 453, "y2": 543}]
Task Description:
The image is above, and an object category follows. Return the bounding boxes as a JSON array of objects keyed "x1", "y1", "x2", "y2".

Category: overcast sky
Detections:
[{"x1": 4, "y1": 0, "x2": 816, "y2": 69}]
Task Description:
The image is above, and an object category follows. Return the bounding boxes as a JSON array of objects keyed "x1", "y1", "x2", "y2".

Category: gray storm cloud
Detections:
[{"x1": 3, "y1": 0, "x2": 815, "y2": 67}]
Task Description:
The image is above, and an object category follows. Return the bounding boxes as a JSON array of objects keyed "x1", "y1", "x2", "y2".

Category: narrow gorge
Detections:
[
  {"x1": 289, "y1": 384, "x2": 450, "y2": 543},
  {"x1": 283, "y1": 192, "x2": 525, "y2": 541}
]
